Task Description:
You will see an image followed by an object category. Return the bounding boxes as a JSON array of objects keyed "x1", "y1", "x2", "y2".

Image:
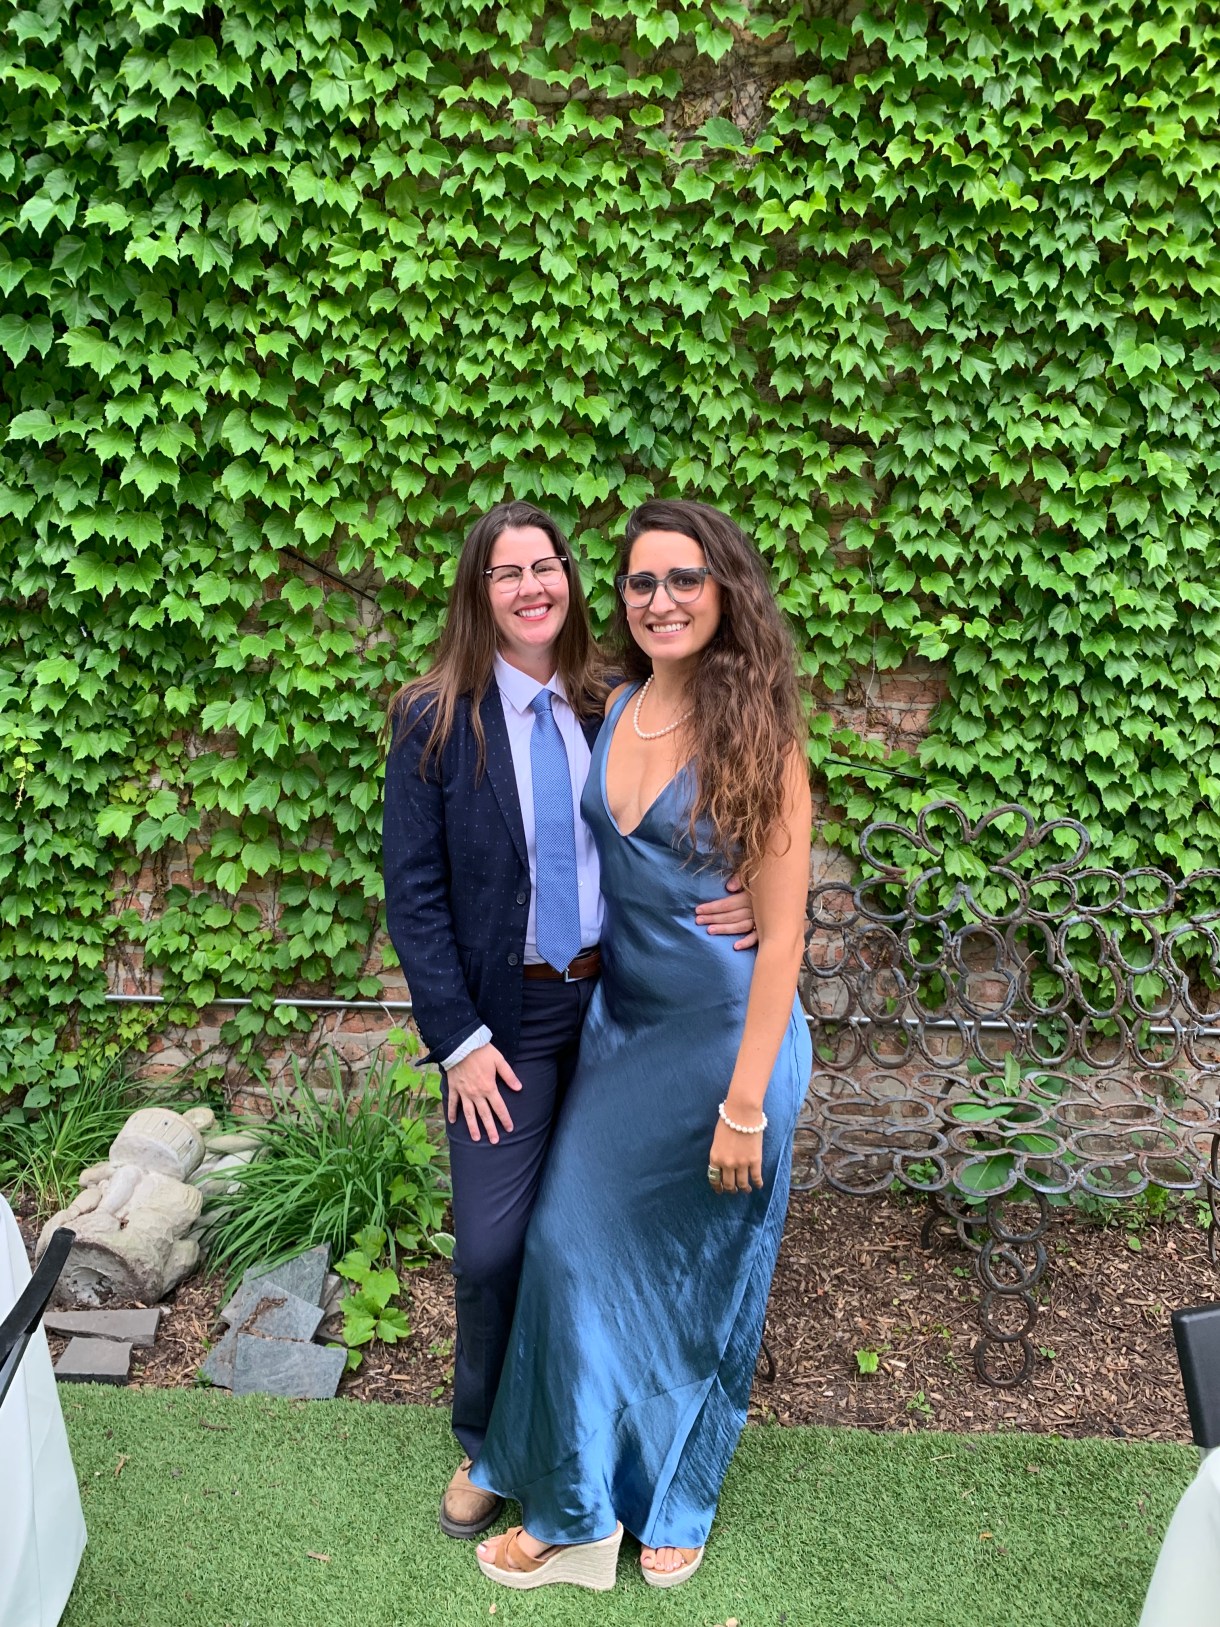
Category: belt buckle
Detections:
[{"x1": 563, "y1": 949, "x2": 594, "y2": 983}]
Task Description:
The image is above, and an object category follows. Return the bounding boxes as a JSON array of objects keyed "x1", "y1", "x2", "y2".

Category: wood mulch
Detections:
[{"x1": 14, "y1": 1188, "x2": 1215, "y2": 1442}]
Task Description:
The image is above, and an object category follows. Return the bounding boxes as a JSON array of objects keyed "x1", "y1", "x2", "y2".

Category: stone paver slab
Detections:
[
  {"x1": 200, "y1": 1289, "x2": 324, "y2": 1388},
  {"x1": 199, "y1": 1324, "x2": 239, "y2": 1388},
  {"x1": 242, "y1": 1289, "x2": 323, "y2": 1344},
  {"x1": 218, "y1": 1244, "x2": 329, "y2": 1322},
  {"x1": 232, "y1": 1334, "x2": 345, "y2": 1400},
  {"x1": 217, "y1": 1274, "x2": 295, "y2": 1331},
  {"x1": 44, "y1": 1308, "x2": 161, "y2": 1346},
  {"x1": 55, "y1": 1336, "x2": 133, "y2": 1384}
]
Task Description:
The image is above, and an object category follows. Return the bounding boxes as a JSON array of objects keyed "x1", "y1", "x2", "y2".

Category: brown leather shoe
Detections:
[{"x1": 439, "y1": 1457, "x2": 504, "y2": 1539}]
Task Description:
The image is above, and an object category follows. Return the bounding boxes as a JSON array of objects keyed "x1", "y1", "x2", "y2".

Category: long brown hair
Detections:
[
  {"x1": 385, "y1": 501, "x2": 606, "y2": 771},
  {"x1": 613, "y1": 500, "x2": 804, "y2": 882}
]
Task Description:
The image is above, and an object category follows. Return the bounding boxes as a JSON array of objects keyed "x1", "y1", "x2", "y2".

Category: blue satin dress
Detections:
[{"x1": 470, "y1": 685, "x2": 812, "y2": 1550}]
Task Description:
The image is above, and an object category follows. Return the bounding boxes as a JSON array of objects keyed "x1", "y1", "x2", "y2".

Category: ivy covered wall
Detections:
[{"x1": 2, "y1": 0, "x2": 1219, "y2": 1086}]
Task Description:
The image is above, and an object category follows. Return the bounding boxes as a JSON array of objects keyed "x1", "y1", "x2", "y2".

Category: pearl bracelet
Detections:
[{"x1": 718, "y1": 1101, "x2": 768, "y2": 1134}]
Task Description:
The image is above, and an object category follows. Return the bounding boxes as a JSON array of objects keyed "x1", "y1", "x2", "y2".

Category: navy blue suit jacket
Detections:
[{"x1": 382, "y1": 689, "x2": 602, "y2": 1065}]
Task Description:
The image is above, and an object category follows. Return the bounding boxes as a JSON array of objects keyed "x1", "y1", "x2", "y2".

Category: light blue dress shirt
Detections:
[{"x1": 442, "y1": 655, "x2": 603, "y2": 1067}]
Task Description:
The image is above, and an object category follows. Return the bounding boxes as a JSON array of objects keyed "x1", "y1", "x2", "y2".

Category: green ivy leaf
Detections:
[{"x1": 97, "y1": 807, "x2": 135, "y2": 839}]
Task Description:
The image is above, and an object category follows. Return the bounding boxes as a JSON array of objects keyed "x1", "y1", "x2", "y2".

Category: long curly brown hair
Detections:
[
  {"x1": 385, "y1": 501, "x2": 606, "y2": 772},
  {"x1": 612, "y1": 500, "x2": 804, "y2": 883}
]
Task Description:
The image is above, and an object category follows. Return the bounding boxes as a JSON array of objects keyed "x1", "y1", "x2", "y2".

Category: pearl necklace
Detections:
[{"x1": 632, "y1": 677, "x2": 693, "y2": 741}]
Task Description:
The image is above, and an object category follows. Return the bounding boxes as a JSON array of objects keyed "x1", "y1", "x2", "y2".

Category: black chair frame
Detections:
[{"x1": 0, "y1": 1227, "x2": 75, "y2": 1409}]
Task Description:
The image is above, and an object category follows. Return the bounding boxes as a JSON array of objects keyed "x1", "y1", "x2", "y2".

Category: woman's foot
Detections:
[
  {"x1": 640, "y1": 1545, "x2": 705, "y2": 1588},
  {"x1": 477, "y1": 1528, "x2": 557, "y2": 1573},
  {"x1": 479, "y1": 1528, "x2": 553, "y2": 1564},
  {"x1": 476, "y1": 1523, "x2": 623, "y2": 1592}
]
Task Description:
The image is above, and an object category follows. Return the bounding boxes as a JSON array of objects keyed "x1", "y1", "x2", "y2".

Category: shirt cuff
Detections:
[{"x1": 441, "y1": 1025, "x2": 493, "y2": 1070}]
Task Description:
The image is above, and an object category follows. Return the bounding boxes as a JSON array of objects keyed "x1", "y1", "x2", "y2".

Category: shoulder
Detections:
[
  {"x1": 782, "y1": 738, "x2": 809, "y2": 780},
  {"x1": 604, "y1": 680, "x2": 634, "y2": 719},
  {"x1": 389, "y1": 690, "x2": 440, "y2": 751},
  {"x1": 780, "y1": 741, "x2": 812, "y2": 819},
  {"x1": 386, "y1": 689, "x2": 475, "y2": 771},
  {"x1": 391, "y1": 690, "x2": 438, "y2": 735}
]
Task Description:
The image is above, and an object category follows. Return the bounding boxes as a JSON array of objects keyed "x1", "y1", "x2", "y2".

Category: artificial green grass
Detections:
[{"x1": 60, "y1": 1387, "x2": 1191, "y2": 1627}]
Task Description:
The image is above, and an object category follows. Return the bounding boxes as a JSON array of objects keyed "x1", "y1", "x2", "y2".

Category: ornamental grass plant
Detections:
[
  {"x1": 201, "y1": 1043, "x2": 449, "y2": 1288},
  {"x1": 0, "y1": 1029, "x2": 167, "y2": 1216}
]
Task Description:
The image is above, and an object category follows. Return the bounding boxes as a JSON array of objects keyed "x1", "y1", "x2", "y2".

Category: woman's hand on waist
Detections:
[
  {"x1": 694, "y1": 871, "x2": 758, "y2": 950},
  {"x1": 445, "y1": 1043, "x2": 523, "y2": 1143}
]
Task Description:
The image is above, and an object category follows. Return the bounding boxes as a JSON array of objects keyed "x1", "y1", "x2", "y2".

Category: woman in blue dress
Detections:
[{"x1": 471, "y1": 499, "x2": 813, "y2": 1592}]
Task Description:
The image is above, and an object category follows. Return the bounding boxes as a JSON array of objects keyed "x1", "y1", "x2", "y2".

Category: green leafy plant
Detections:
[
  {"x1": 202, "y1": 1044, "x2": 448, "y2": 1286},
  {"x1": 945, "y1": 1053, "x2": 1063, "y2": 1202},
  {"x1": 894, "y1": 1052, "x2": 1208, "y2": 1226},
  {"x1": 1074, "y1": 1180, "x2": 1188, "y2": 1231},
  {"x1": 855, "y1": 1348, "x2": 881, "y2": 1376},
  {"x1": 335, "y1": 1225, "x2": 411, "y2": 1373},
  {"x1": 428, "y1": 1336, "x2": 455, "y2": 1400},
  {"x1": 894, "y1": 1159, "x2": 938, "y2": 1193}
]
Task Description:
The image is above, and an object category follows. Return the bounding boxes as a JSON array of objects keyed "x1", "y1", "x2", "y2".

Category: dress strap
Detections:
[{"x1": 605, "y1": 680, "x2": 643, "y2": 732}]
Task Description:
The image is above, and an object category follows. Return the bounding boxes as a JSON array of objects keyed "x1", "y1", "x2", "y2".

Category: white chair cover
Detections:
[
  {"x1": 1140, "y1": 1446, "x2": 1220, "y2": 1627},
  {"x1": 0, "y1": 1195, "x2": 87, "y2": 1627}
]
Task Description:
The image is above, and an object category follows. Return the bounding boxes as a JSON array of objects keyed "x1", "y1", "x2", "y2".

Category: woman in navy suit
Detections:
[{"x1": 382, "y1": 502, "x2": 755, "y2": 1539}]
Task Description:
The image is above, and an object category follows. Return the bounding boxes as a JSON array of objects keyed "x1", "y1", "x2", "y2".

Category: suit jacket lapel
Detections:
[
  {"x1": 580, "y1": 713, "x2": 602, "y2": 752},
  {"x1": 481, "y1": 691, "x2": 530, "y2": 871}
]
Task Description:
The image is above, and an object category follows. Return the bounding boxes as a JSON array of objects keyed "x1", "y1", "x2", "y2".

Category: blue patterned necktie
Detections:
[{"x1": 530, "y1": 689, "x2": 583, "y2": 973}]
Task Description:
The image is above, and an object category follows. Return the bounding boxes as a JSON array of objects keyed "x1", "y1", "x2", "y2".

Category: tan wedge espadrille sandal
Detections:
[{"x1": 476, "y1": 1523, "x2": 623, "y2": 1591}]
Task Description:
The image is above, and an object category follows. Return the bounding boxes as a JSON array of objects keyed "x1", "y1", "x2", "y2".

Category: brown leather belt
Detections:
[{"x1": 522, "y1": 947, "x2": 602, "y2": 983}]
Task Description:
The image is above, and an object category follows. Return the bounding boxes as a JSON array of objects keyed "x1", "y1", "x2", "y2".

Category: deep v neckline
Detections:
[{"x1": 600, "y1": 684, "x2": 691, "y2": 839}]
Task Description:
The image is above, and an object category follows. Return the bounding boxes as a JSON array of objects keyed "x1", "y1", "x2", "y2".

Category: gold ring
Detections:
[{"x1": 707, "y1": 1164, "x2": 721, "y2": 1184}]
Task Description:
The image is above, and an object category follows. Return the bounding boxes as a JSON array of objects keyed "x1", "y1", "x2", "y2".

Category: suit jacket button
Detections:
[
  {"x1": 507, "y1": 952, "x2": 519, "y2": 966},
  {"x1": 516, "y1": 891, "x2": 527, "y2": 906}
]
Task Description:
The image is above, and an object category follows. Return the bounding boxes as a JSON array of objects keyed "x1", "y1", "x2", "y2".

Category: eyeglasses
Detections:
[
  {"x1": 615, "y1": 567, "x2": 715, "y2": 609},
  {"x1": 483, "y1": 556, "x2": 569, "y2": 592}
]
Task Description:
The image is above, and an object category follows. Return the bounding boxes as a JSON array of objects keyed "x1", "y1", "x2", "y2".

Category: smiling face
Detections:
[
  {"x1": 622, "y1": 528, "x2": 722, "y2": 672},
  {"x1": 486, "y1": 524, "x2": 572, "y2": 675}
]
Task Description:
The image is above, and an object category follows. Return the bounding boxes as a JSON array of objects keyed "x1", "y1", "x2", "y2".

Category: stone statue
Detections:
[{"x1": 36, "y1": 1105, "x2": 215, "y2": 1306}]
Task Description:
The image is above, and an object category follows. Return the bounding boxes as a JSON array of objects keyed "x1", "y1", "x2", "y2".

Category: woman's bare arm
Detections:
[{"x1": 708, "y1": 748, "x2": 811, "y2": 1194}]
